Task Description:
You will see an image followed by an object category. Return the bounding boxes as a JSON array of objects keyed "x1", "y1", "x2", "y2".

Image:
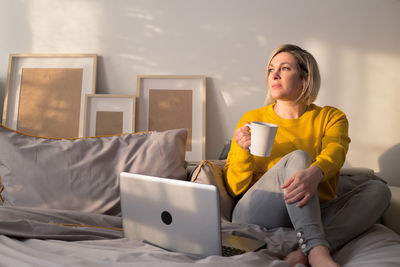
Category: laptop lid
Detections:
[{"x1": 119, "y1": 172, "x2": 222, "y2": 257}]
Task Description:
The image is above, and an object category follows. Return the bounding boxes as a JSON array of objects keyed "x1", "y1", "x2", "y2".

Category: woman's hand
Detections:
[
  {"x1": 233, "y1": 122, "x2": 251, "y2": 151},
  {"x1": 281, "y1": 165, "x2": 324, "y2": 207}
]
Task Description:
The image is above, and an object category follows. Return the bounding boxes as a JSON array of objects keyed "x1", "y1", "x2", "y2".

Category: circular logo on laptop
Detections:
[{"x1": 161, "y1": 211, "x2": 173, "y2": 225}]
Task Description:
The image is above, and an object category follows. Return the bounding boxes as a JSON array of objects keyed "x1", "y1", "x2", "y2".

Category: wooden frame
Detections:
[
  {"x1": 2, "y1": 54, "x2": 97, "y2": 137},
  {"x1": 136, "y1": 75, "x2": 206, "y2": 161},
  {"x1": 84, "y1": 94, "x2": 135, "y2": 137}
]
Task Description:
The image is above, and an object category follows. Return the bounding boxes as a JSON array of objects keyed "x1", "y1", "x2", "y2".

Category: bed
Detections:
[{"x1": 0, "y1": 124, "x2": 399, "y2": 267}]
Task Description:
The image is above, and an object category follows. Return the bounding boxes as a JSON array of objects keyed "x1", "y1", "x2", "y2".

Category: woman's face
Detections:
[{"x1": 267, "y1": 52, "x2": 305, "y2": 103}]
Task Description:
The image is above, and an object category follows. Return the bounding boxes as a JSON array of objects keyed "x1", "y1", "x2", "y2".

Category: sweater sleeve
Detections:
[
  {"x1": 223, "y1": 116, "x2": 255, "y2": 197},
  {"x1": 313, "y1": 108, "x2": 351, "y2": 180}
]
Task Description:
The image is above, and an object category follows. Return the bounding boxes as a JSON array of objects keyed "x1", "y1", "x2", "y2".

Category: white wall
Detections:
[{"x1": 1, "y1": 0, "x2": 399, "y2": 185}]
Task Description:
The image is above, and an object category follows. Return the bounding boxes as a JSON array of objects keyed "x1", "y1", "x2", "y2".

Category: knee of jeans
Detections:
[
  {"x1": 285, "y1": 150, "x2": 312, "y2": 169},
  {"x1": 279, "y1": 150, "x2": 312, "y2": 184},
  {"x1": 290, "y1": 150, "x2": 311, "y2": 161},
  {"x1": 363, "y1": 180, "x2": 392, "y2": 210}
]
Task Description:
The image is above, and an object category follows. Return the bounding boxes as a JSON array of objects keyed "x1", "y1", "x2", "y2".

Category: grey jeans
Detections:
[{"x1": 232, "y1": 150, "x2": 391, "y2": 254}]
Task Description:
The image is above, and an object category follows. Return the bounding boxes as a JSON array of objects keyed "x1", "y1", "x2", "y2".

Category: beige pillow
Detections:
[
  {"x1": 0, "y1": 124, "x2": 187, "y2": 216},
  {"x1": 191, "y1": 160, "x2": 234, "y2": 221}
]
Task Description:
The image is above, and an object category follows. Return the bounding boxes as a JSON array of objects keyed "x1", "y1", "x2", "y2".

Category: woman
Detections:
[{"x1": 224, "y1": 44, "x2": 391, "y2": 267}]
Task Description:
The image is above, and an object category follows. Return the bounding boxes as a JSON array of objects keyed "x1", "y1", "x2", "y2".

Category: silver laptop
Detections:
[{"x1": 119, "y1": 172, "x2": 265, "y2": 257}]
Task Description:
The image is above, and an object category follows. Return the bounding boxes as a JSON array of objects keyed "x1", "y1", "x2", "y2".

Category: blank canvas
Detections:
[
  {"x1": 95, "y1": 111, "x2": 124, "y2": 136},
  {"x1": 17, "y1": 68, "x2": 83, "y2": 138},
  {"x1": 148, "y1": 89, "x2": 193, "y2": 151}
]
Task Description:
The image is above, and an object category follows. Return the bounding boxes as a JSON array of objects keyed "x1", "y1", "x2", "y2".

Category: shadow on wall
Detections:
[
  {"x1": 376, "y1": 144, "x2": 400, "y2": 186},
  {"x1": 205, "y1": 77, "x2": 231, "y2": 159},
  {"x1": 95, "y1": 56, "x2": 109, "y2": 94}
]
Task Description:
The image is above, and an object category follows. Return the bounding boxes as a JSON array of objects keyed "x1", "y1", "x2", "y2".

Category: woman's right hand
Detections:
[{"x1": 233, "y1": 122, "x2": 251, "y2": 151}]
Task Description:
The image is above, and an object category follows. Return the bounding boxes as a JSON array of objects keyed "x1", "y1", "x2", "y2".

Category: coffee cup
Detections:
[{"x1": 245, "y1": 121, "x2": 278, "y2": 157}]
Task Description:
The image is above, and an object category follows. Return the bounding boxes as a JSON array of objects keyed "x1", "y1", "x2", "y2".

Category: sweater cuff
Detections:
[{"x1": 312, "y1": 160, "x2": 335, "y2": 181}]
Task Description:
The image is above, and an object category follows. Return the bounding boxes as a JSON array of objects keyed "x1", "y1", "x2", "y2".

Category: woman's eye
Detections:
[
  {"x1": 282, "y1": 66, "x2": 290, "y2": 71},
  {"x1": 268, "y1": 68, "x2": 274, "y2": 73}
]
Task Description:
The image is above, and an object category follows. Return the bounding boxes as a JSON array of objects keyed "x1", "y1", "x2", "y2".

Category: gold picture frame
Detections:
[
  {"x1": 2, "y1": 54, "x2": 97, "y2": 138},
  {"x1": 84, "y1": 94, "x2": 136, "y2": 137}
]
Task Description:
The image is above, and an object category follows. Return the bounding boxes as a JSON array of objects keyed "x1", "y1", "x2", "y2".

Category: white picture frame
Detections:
[
  {"x1": 136, "y1": 75, "x2": 206, "y2": 161},
  {"x1": 2, "y1": 54, "x2": 97, "y2": 137},
  {"x1": 84, "y1": 94, "x2": 135, "y2": 137}
]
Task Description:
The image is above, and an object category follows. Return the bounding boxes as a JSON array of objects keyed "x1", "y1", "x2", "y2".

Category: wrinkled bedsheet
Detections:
[{"x1": 0, "y1": 206, "x2": 399, "y2": 267}]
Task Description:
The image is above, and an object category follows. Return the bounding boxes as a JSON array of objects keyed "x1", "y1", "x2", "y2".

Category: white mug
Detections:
[{"x1": 245, "y1": 121, "x2": 278, "y2": 157}]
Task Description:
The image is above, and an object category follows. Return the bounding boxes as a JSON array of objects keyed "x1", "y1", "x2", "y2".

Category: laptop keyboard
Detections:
[{"x1": 222, "y1": 245, "x2": 246, "y2": 257}]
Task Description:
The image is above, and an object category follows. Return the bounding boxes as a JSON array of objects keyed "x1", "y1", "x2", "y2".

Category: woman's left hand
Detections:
[{"x1": 281, "y1": 165, "x2": 324, "y2": 207}]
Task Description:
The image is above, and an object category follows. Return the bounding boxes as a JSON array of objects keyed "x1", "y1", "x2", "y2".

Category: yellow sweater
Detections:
[{"x1": 224, "y1": 104, "x2": 350, "y2": 202}]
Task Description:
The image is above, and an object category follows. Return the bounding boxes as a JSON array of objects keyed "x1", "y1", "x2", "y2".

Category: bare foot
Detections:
[
  {"x1": 308, "y1": 245, "x2": 340, "y2": 267},
  {"x1": 284, "y1": 249, "x2": 308, "y2": 267}
]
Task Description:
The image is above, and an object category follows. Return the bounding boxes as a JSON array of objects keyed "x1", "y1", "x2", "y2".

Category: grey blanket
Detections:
[
  {"x1": 1, "y1": 206, "x2": 400, "y2": 267},
  {"x1": 0, "y1": 206, "x2": 123, "y2": 240}
]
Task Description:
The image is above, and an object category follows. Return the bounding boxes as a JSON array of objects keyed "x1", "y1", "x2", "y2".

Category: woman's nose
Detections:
[{"x1": 273, "y1": 70, "x2": 280, "y2": 79}]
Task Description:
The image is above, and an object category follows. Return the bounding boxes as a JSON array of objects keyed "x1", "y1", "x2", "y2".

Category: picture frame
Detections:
[
  {"x1": 136, "y1": 74, "x2": 206, "y2": 161},
  {"x1": 2, "y1": 54, "x2": 97, "y2": 138},
  {"x1": 84, "y1": 94, "x2": 136, "y2": 137}
]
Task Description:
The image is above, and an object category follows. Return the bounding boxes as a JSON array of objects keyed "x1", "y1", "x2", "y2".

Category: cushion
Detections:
[
  {"x1": 0, "y1": 124, "x2": 187, "y2": 215},
  {"x1": 190, "y1": 160, "x2": 234, "y2": 221},
  {"x1": 383, "y1": 186, "x2": 400, "y2": 235}
]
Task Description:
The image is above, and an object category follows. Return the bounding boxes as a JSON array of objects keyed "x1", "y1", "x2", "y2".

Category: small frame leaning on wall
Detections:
[
  {"x1": 84, "y1": 94, "x2": 136, "y2": 137},
  {"x1": 136, "y1": 75, "x2": 206, "y2": 162},
  {"x1": 2, "y1": 54, "x2": 97, "y2": 138}
]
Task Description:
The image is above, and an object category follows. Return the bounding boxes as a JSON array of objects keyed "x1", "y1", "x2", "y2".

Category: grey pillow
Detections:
[{"x1": 0, "y1": 125, "x2": 187, "y2": 216}]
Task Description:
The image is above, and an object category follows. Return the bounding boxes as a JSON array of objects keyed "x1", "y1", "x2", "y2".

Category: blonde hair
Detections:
[{"x1": 264, "y1": 44, "x2": 321, "y2": 106}]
